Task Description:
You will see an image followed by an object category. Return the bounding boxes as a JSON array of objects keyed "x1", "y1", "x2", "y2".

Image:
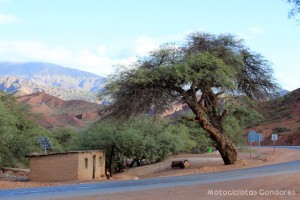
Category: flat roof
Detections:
[{"x1": 27, "y1": 150, "x2": 104, "y2": 157}]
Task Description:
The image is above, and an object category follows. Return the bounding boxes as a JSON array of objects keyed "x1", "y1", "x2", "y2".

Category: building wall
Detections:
[
  {"x1": 29, "y1": 153, "x2": 78, "y2": 182},
  {"x1": 77, "y1": 151, "x2": 105, "y2": 180}
]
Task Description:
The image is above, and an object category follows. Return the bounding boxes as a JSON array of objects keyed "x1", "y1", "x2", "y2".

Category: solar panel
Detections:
[{"x1": 37, "y1": 137, "x2": 53, "y2": 154}]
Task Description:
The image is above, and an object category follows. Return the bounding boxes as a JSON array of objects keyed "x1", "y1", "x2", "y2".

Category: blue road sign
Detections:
[
  {"x1": 248, "y1": 130, "x2": 257, "y2": 142},
  {"x1": 248, "y1": 130, "x2": 263, "y2": 158}
]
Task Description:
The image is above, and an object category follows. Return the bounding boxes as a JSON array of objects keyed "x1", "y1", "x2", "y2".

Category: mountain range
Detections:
[
  {"x1": 0, "y1": 62, "x2": 106, "y2": 102},
  {"x1": 1, "y1": 61, "x2": 299, "y2": 145},
  {"x1": 17, "y1": 92, "x2": 103, "y2": 129}
]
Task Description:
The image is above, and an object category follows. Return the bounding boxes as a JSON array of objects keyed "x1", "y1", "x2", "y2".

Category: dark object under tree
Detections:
[
  {"x1": 101, "y1": 32, "x2": 278, "y2": 165},
  {"x1": 171, "y1": 160, "x2": 190, "y2": 169}
]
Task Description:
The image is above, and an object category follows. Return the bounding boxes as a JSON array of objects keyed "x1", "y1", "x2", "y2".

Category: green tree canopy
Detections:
[
  {"x1": 52, "y1": 128, "x2": 79, "y2": 151},
  {"x1": 102, "y1": 32, "x2": 278, "y2": 165}
]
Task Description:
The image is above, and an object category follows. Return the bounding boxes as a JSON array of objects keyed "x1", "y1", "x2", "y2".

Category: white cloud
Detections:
[
  {"x1": 76, "y1": 48, "x2": 115, "y2": 75},
  {"x1": 248, "y1": 27, "x2": 264, "y2": 35},
  {"x1": 97, "y1": 45, "x2": 107, "y2": 55},
  {"x1": 73, "y1": 36, "x2": 164, "y2": 75},
  {"x1": 0, "y1": 13, "x2": 19, "y2": 24},
  {"x1": 237, "y1": 27, "x2": 265, "y2": 40},
  {"x1": 0, "y1": 32, "x2": 189, "y2": 76},
  {"x1": 0, "y1": 40, "x2": 136, "y2": 76},
  {"x1": 135, "y1": 36, "x2": 159, "y2": 55},
  {"x1": 0, "y1": 40, "x2": 71, "y2": 61}
]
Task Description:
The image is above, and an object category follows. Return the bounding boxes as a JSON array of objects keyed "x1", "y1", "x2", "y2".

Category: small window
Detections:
[
  {"x1": 85, "y1": 158, "x2": 88, "y2": 169},
  {"x1": 99, "y1": 157, "x2": 102, "y2": 167}
]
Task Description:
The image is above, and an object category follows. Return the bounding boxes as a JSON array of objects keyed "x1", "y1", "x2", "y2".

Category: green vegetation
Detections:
[
  {"x1": 272, "y1": 126, "x2": 291, "y2": 133},
  {"x1": 0, "y1": 92, "x2": 82, "y2": 169},
  {"x1": 52, "y1": 128, "x2": 79, "y2": 151},
  {"x1": 76, "y1": 105, "x2": 257, "y2": 174},
  {"x1": 0, "y1": 92, "x2": 58, "y2": 168},
  {"x1": 226, "y1": 96, "x2": 264, "y2": 129},
  {"x1": 177, "y1": 116, "x2": 212, "y2": 153},
  {"x1": 77, "y1": 117, "x2": 197, "y2": 175},
  {"x1": 223, "y1": 116, "x2": 245, "y2": 146},
  {"x1": 0, "y1": 89, "x2": 261, "y2": 172}
]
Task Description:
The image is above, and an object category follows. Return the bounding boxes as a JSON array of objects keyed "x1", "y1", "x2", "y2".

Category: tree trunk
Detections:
[
  {"x1": 215, "y1": 135, "x2": 237, "y2": 165},
  {"x1": 178, "y1": 87, "x2": 238, "y2": 165},
  {"x1": 196, "y1": 110, "x2": 238, "y2": 165},
  {"x1": 108, "y1": 144, "x2": 115, "y2": 177}
]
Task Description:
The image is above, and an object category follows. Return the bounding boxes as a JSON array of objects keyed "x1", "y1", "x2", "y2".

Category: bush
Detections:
[
  {"x1": 272, "y1": 126, "x2": 290, "y2": 133},
  {"x1": 77, "y1": 117, "x2": 197, "y2": 175}
]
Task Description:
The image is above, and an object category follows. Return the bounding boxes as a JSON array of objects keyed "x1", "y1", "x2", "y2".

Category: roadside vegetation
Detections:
[
  {"x1": 0, "y1": 92, "x2": 80, "y2": 169},
  {"x1": 0, "y1": 90, "x2": 262, "y2": 173},
  {"x1": 77, "y1": 118, "x2": 198, "y2": 176},
  {"x1": 0, "y1": 92, "x2": 54, "y2": 169}
]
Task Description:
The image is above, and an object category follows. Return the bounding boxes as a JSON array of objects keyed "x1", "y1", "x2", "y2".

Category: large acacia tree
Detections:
[{"x1": 102, "y1": 32, "x2": 278, "y2": 165}]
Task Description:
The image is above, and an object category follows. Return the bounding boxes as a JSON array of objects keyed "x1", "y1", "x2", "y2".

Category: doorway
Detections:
[{"x1": 92, "y1": 155, "x2": 96, "y2": 179}]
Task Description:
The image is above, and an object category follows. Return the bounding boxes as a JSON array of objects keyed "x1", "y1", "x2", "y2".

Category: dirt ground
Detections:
[
  {"x1": 1, "y1": 147, "x2": 300, "y2": 191},
  {"x1": 112, "y1": 147, "x2": 300, "y2": 180}
]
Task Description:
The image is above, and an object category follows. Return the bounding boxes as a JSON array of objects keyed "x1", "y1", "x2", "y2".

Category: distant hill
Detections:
[
  {"x1": 0, "y1": 62, "x2": 99, "y2": 78},
  {"x1": 17, "y1": 92, "x2": 104, "y2": 130},
  {"x1": 278, "y1": 89, "x2": 289, "y2": 96},
  {"x1": 0, "y1": 62, "x2": 106, "y2": 102},
  {"x1": 0, "y1": 76, "x2": 99, "y2": 102},
  {"x1": 270, "y1": 89, "x2": 290, "y2": 99},
  {"x1": 249, "y1": 88, "x2": 300, "y2": 145}
]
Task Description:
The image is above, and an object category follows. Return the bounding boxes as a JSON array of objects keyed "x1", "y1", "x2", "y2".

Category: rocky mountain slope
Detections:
[
  {"x1": 251, "y1": 88, "x2": 300, "y2": 145},
  {"x1": 0, "y1": 62, "x2": 105, "y2": 102},
  {"x1": 0, "y1": 76, "x2": 100, "y2": 102},
  {"x1": 17, "y1": 92, "x2": 103, "y2": 129}
]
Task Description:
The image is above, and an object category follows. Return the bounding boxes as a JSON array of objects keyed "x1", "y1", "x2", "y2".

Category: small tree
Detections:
[{"x1": 102, "y1": 32, "x2": 278, "y2": 165}]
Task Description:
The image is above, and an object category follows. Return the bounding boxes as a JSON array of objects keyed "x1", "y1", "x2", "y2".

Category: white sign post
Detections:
[
  {"x1": 257, "y1": 133, "x2": 263, "y2": 158},
  {"x1": 271, "y1": 134, "x2": 278, "y2": 152}
]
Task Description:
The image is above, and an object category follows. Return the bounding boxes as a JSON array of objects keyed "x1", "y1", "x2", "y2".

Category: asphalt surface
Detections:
[{"x1": 1, "y1": 146, "x2": 300, "y2": 200}]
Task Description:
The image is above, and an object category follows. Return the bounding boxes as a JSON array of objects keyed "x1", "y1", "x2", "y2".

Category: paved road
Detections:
[{"x1": 1, "y1": 146, "x2": 300, "y2": 200}]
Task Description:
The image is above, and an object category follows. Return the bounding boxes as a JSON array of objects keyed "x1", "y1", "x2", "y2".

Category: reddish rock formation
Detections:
[{"x1": 17, "y1": 92, "x2": 103, "y2": 129}]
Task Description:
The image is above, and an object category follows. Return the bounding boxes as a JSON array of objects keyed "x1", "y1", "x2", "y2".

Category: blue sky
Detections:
[{"x1": 0, "y1": 0, "x2": 299, "y2": 90}]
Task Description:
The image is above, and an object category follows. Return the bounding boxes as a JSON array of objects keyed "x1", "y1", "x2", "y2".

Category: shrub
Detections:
[{"x1": 272, "y1": 126, "x2": 290, "y2": 133}]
